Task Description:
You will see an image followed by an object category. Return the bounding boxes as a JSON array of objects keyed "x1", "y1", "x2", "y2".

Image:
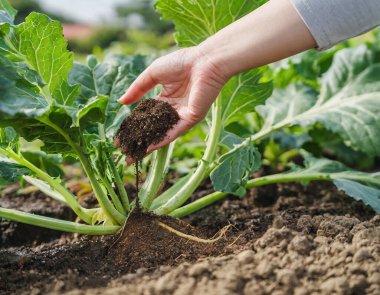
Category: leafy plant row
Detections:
[{"x1": 0, "y1": 0, "x2": 379, "y2": 234}]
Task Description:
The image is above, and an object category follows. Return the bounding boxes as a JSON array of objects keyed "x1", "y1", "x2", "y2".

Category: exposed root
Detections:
[
  {"x1": 227, "y1": 234, "x2": 242, "y2": 248},
  {"x1": 157, "y1": 221, "x2": 231, "y2": 244}
]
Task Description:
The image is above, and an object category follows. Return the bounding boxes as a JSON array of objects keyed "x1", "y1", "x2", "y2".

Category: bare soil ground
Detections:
[{"x1": 1, "y1": 180, "x2": 379, "y2": 295}]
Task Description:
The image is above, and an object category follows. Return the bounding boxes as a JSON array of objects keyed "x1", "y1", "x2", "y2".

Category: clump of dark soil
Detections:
[
  {"x1": 115, "y1": 99, "x2": 179, "y2": 161},
  {"x1": 107, "y1": 210, "x2": 218, "y2": 273}
]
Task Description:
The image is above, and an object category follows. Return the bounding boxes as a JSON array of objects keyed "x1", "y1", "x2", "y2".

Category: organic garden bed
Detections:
[
  {"x1": 1, "y1": 179, "x2": 379, "y2": 295},
  {"x1": 1, "y1": 1, "x2": 380, "y2": 295}
]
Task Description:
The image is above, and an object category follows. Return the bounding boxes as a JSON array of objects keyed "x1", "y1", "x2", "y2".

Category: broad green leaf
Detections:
[
  {"x1": 219, "y1": 130, "x2": 243, "y2": 149},
  {"x1": 221, "y1": 68, "x2": 272, "y2": 126},
  {"x1": 256, "y1": 46, "x2": 380, "y2": 156},
  {"x1": 0, "y1": 158, "x2": 31, "y2": 183},
  {"x1": 287, "y1": 152, "x2": 380, "y2": 213},
  {"x1": 23, "y1": 175, "x2": 67, "y2": 203},
  {"x1": 319, "y1": 45, "x2": 374, "y2": 102},
  {"x1": 256, "y1": 83, "x2": 318, "y2": 129},
  {"x1": 22, "y1": 151, "x2": 63, "y2": 177},
  {"x1": 0, "y1": 127, "x2": 16, "y2": 145},
  {"x1": 65, "y1": 95, "x2": 108, "y2": 127},
  {"x1": 270, "y1": 48, "x2": 338, "y2": 90},
  {"x1": 0, "y1": 0, "x2": 16, "y2": 36},
  {"x1": 9, "y1": 12, "x2": 77, "y2": 104},
  {"x1": 155, "y1": 0, "x2": 268, "y2": 47},
  {"x1": 333, "y1": 179, "x2": 380, "y2": 213},
  {"x1": 69, "y1": 55, "x2": 147, "y2": 136},
  {"x1": 211, "y1": 134, "x2": 261, "y2": 196},
  {"x1": 308, "y1": 126, "x2": 374, "y2": 168},
  {"x1": 0, "y1": 54, "x2": 49, "y2": 118},
  {"x1": 2, "y1": 118, "x2": 76, "y2": 156},
  {"x1": 0, "y1": 0, "x2": 16, "y2": 22}
]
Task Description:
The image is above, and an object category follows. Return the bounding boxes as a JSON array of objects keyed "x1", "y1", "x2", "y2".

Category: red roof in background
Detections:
[{"x1": 62, "y1": 24, "x2": 96, "y2": 40}]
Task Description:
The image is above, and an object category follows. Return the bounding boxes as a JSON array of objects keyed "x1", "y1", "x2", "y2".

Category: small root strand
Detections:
[{"x1": 157, "y1": 221, "x2": 231, "y2": 244}]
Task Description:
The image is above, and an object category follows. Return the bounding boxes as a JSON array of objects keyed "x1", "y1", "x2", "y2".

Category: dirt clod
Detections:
[{"x1": 115, "y1": 99, "x2": 179, "y2": 161}]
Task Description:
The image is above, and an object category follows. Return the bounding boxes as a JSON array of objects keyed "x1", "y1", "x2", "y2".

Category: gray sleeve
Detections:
[{"x1": 290, "y1": 0, "x2": 380, "y2": 50}]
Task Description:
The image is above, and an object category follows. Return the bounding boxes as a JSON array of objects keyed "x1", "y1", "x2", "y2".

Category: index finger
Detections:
[{"x1": 118, "y1": 66, "x2": 158, "y2": 105}]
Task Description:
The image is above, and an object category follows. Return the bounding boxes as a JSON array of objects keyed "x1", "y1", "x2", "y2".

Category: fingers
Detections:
[
  {"x1": 126, "y1": 155, "x2": 136, "y2": 165},
  {"x1": 114, "y1": 137, "x2": 120, "y2": 148},
  {"x1": 118, "y1": 65, "x2": 158, "y2": 105}
]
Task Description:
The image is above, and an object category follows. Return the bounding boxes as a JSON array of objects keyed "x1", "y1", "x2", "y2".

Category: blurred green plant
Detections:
[{"x1": 115, "y1": 0, "x2": 173, "y2": 34}]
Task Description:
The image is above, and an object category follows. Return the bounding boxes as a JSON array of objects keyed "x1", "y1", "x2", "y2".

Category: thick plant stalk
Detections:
[
  {"x1": 23, "y1": 175, "x2": 67, "y2": 204},
  {"x1": 154, "y1": 96, "x2": 223, "y2": 215},
  {"x1": 150, "y1": 174, "x2": 192, "y2": 210},
  {"x1": 0, "y1": 207, "x2": 120, "y2": 235},
  {"x1": 100, "y1": 176, "x2": 126, "y2": 215},
  {"x1": 140, "y1": 142, "x2": 175, "y2": 209},
  {"x1": 37, "y1": 118, "x2": 125, "y2": 225},
  {"x1": 108, "y1": 155, "x2": 130, "y2": 212},
  {"x1": 1, "y1": 148, "x2": 92, "y2": 224},
  {"x1": 169, "y1": 172, "x2": 332, "y2": 218}
]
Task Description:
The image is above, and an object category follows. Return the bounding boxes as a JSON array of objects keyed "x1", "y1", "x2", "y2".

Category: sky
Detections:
[{"x1": 36, "y1": 0, "x2": 131, "y2": 24}]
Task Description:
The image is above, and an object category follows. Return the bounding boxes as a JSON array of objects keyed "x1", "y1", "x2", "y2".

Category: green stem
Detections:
[
  {"x1": 108, "y1": 155, "x2": 130, "y2": 212},
  {"x1": 0, "y1": 207, "x2": 120, "y2": 235},
  {"x1": 245, "y1": 172, "x2": 331, "y2": 188},
  {"x1": 150, "y1": 174, "x2": 192, "y2": 211},
  {"x1": 100, "y1": 176, "x2": 126, "y2": 215},
  {"x1": 37, "y1": 118, "x2": 125, "y2": 225},
  {"x1": 154, "y1": 96, "x2": 223, "y2": 215},
  {"x1": 170, "y1": 172, "x2": 332, "y2": 218},
  {"x1": 140, "y1": 143, "x2": 174, "y2": 209},
  {"x1": 2, "y1": 148, "x2": 92, "y2": 224},
  {"x1": 170, "y1": 191, "x2": 227, "y2": 218},
  {"x1": 23, "y1": 175, "x2": 67, "y2": 204}
]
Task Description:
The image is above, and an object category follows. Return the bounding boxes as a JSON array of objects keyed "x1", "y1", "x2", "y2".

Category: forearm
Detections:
[{"x1": 199, "y1": 0, "x2": 316, "y2": 78}]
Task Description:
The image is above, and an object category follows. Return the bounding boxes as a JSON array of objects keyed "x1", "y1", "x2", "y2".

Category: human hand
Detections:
[{"x1": 118, "y1": 46, "x2": 229, "y2": 155}]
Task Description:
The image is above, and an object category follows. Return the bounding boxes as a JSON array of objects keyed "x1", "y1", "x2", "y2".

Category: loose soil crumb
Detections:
[
  {"x1": 115, "y1": 99, "x2": 179, "y2": 161},
  {"x1": 1, "y1": 181, "x2": 380, "y2": 295}
]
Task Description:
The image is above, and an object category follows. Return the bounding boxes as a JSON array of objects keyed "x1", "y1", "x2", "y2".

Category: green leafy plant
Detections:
[
  {"x1": 0, "y1": 1, "x2": 147, "y2": 233},
  {"x1": 1, "y1": 0, "x2": 379, "y2": 235}
]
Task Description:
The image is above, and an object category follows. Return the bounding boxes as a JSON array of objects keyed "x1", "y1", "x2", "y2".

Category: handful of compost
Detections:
[{"x1": 115, "y1": 99, "x2": 180, "y2": 161}]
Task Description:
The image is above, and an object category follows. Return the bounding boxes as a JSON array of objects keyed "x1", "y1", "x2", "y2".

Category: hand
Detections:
[
  {"x1": 118, "y1": 0, "x2": 316, "y2": 160},
  {"x1": 118, "y1": 46, "x2": 229, "y2": 155}
]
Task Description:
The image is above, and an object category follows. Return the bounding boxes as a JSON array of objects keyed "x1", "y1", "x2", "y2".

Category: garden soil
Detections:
[{"x1": 1, "y1": 179, "x2": 380, "y2": 295}]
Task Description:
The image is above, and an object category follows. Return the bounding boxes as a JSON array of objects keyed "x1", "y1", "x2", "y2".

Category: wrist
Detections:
[{"x1": 195, "y1": 43, "x2": 234, "y2": 83}]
